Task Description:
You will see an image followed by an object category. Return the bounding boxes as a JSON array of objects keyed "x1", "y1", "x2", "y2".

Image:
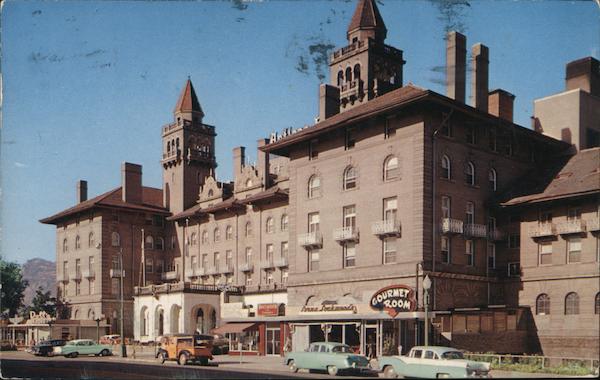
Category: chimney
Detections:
[
  {"x1": 257, "y1": 138, "x2": 270, "y2": 188},
  {"x1": 565, "y1": 56, "x2": 600, "y2": 97},
  {"x1": 471, "y1": 43, "x2": 489, "y2": 112},
  {"x1": 319, "y1": 84, "x2": 340, "y2": 121},
  {"x1": 77, "y1": 180, "x2": 88, "y2": 203},
  {"x1": 446, "y1": 31, "x2": 466, "y2": 103},
  {"x1": 488, "y1": 89, "x2": 515, "y2": 122},
  {"x1": 121, "y1": 162, "x2": 143, "y2": 204},
  {"x1": 233, "y1": 146, "x2": 246, "y2": 176}
]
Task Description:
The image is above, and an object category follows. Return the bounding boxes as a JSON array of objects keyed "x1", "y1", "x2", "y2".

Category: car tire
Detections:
[
  {"x1": 199, "y1": 357, "x2": 209, "y2": 366},
  {"x1": 178, "y1": 352, "x2": 188, "y2": 366},
  {"x1": 157, "y1": 352, "x2": 166, "y2": 364},
  {"x1": 288, "y1": 360, "x2": 299, "y2": 373},
  {"x1": 100, "y1": 349, "x2": 110, "y2": 357},
  {"x1": 327, "y1": 365, "x2": 339, "y2": 376},
  {"x1": 383, "y1": 365, "x2": 398, "y2": 378},
  {"x1": 69, "y1": 352, "x2": 79, "y2": 358}
]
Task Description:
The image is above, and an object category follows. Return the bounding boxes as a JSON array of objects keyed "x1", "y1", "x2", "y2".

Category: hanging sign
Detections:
[
  {"x1": 370, "y1": 285, "x2": 416, "y2": 317},
  {"x1": 300, "y1": 304, "x2": 357, "y2": 314}
]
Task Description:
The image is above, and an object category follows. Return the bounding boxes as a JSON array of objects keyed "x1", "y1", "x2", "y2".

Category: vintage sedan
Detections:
[
  {"x1": 284, "y1": 342, "x2": 372, "y2": 376},
  {"x1": 379, "y1": 346, "x2": 491, "y2": 378},
  {"x1": 61, "y1": 339, "x2": 112, "y2": 358},
  {"x1": 32, "y1": 339, "x2": 67, "y2": 357}
]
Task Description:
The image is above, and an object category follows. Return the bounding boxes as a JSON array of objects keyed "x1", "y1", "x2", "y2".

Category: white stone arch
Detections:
[
  {"x1": 169, "y1": 304, "x2": 181, "y2": 334},
  {"x1": 140, "y1": 306, "x2": 149, "y2": 337},
  {"x1": 189, "y1": 304, "x2": 216, "y2": 334},
  {"x1": 155, "y1": 306, "x2": 165, "y2": 337}
]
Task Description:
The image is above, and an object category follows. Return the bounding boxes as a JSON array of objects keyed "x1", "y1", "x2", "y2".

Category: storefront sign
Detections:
[
  {"x1": 28, "y1": 311, "x2": 53, "y2": 324},
  {"x1": 300, "y1": 304, "x2": 357, "y2": 314},
  {"x1": 257, "y1": 303, "x2": 280, "y2": 317},
  {"x1": 370, "y1": 285, "x2": 416, "y2": 317}
]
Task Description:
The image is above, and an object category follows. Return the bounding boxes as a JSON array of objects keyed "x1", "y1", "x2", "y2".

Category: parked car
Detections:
[
  {"x1": 209, "y1": 334, "x2": 229, "y2": 355},
  {"x1": 378, "y1": 346, "x2": 491, "y2": 378},
  {"x1": 61, "y1": 339, "x2": 112, "y2": 358},
  {"x1": 284, "y1": 342, "x2": 372, "y2": 376},
  {"x1": 156, "y1": 334, "x2": 213, "y2": 366},
  {"x1": 99, "y1": 334, "x2": 121, "y2": 345},
  {"x1": 32, "y1": 339, "x2": 67, "y2": 357}
]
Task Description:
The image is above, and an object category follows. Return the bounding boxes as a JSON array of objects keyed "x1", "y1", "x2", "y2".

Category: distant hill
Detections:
[{"x1": 22, "y1": 258, "x2": 56, "y2": 304}]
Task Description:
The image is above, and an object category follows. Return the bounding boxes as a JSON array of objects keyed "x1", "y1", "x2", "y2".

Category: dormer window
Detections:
[{"x1": 207, "y1": 189, "x2": 214, "y2": 198}]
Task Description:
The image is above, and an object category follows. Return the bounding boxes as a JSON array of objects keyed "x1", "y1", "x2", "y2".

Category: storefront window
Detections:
[{"x1": 227, "y1": 330, "x2": 259, "y2": 352}]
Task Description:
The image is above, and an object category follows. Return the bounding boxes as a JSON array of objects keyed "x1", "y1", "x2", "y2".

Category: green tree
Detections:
[
  {"x1": 21, "y1": 287, "x2": 56, "y2": 317},
  {"x1": 0, "y1": 256, "x2": 28, "y2": 317}
]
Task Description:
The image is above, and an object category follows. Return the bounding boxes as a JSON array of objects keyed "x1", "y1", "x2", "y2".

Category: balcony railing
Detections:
[
  {"x1": 530, "y1": 223, "x2": 556, "y2": 238},
  {"x1": 556, "y1": 219, "x2": 586, "y2": 235},
  {"x1": 162, "y1": 149, "x2": 181, "y2": 161},
  {"x1": 260, "y1": 260, "x2": 276, "y2": 270},
  {"x1": 487, "y1": 228, "x2": 505, "y2": 242},
  {"x1": 274, "y1": 257, "x2": 289, "y2": 268},
  {"x1": 160, "y1": 270, "x2": 178, "y2": 281},
  {"x1": 298, "y1": 231, "x2": 323, "y2": 248},
  {"x1": 187, "y1": 148, "x2": 214, "y2": 163},
  {"x1": 464, "y1": 224, "x2": 488, "y2": 239},
  {"x1": 441, "y1": 218, "x2": 464, "y2": 234},
  {"x1": 331, "y1": 40, "x2": 365, "y2": 60},
  {"x1": 587, "y1": 217, "x2": 600, "y2": 232},
  {"x1": 333, "y1": 226, "x2": 359, "y2": 243},
  {"x1": 110, "y1": 269, "x2": 125, "y2": 278},
  {"x1": 371, "y1": 219, "x2": 401, "y2": 237},
  {"x1": 239, "y1": 262, "x2": 253, "y2": 272}
]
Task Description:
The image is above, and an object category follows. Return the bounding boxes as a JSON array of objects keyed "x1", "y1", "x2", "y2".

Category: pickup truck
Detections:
[{"x1": 284, "y1": 341, "x2": 371, "y2": 376}]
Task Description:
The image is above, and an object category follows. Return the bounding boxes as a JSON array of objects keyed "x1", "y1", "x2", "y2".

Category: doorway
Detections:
[{"x1": 265, "y1": 323, "x2": 280, "y2": 355}]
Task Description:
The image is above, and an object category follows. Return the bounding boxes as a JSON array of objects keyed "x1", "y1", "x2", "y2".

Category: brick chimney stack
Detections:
[
  {"x1": 565, "y1": 56, "x2": 600, "y2": 97},
  {"x1": 446, "y1": 31, "x2": 466, "y2": 103},
  {"x1": 319, "y1": 84, "x2": 340, "y2": 121},
  {"x1": 121, "y1": 162, "x2": 143, "y2": 204},
  {"x1": 233, "y1": 146, "x2": 246, "y2": 176},
  {"x1": 471, "y1": 43, "x2": 489, "y2": 112},
  {"x1": 488, "y1": 89, "x2": 515, "y2": 122},
  {"x1": 256, "y1": 138, "x2": 270, "y2": 188},
  {"x1": 77, "y1": 180, "x2": 88, "y2": 203}
]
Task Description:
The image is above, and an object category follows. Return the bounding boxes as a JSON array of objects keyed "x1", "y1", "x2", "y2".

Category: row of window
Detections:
[
  {"x1": 537, "y1": 236, "x2": 600, "y2": 265},
  {"x1": 440, "y1": 155, "x2": 498, "y2": 190},
  {"x1": 62, "y1": 232, "x2": 96, "y2": 252},
  {"x1": 60, "y1": 279, "x2": 95, "y2": 298},
  {"x1": 535, "y1": 292, "x2": 600, "y2": 315},
  {"x1": 189, "y1": 215, "x2": 290, "y2": 245},
  {"x1": 440, "y1": 122, "x2": 515, "y2": 158}
]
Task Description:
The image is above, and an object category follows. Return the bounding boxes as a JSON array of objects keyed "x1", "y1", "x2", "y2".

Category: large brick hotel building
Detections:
[{"x1": 41, "y1": 0, "x2": 599, "y2": 359}]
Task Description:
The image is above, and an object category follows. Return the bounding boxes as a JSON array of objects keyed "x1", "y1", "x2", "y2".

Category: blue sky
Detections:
[{"x1": 2, "y1": 0, "x2": 598, "y2": 264}]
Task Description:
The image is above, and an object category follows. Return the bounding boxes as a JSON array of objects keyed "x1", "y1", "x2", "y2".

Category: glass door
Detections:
[{"x1": 266, "y1": 326, "x2": 281, "y2": 355}]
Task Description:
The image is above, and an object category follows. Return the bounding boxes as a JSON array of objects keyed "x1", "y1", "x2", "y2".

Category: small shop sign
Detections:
[
  {"x1": 300, "y1": 304, "x2": 357, "y2": 314},
  {"x1": 27, "y1": 311, "x2": 53, "y2": 324},
  {"x1": 370, "y1": 285, "x2": 416, "y2": 317},
  {"x1": 257, "y1": 303, "x2": 280, "y2": 317}
]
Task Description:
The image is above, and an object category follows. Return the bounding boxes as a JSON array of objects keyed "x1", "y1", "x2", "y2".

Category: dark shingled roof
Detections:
[
  {"x1": 348, "y1": 0, "x2": 387, "y2": 35},
  {"x1": 168, "y1": 196, "x2": 244, "y2": 221},
  {"x1": 502, "y1": 147, "x2": 600, "y2": 206},
  {"x1": 40, "y1": 187, "x2": 168, "y2": 224}
]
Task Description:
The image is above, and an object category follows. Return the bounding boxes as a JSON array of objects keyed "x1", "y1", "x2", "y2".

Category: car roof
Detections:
[
  {"x1": 310, "y1": 342, "x2": 347, "y2": 347},
  {"x1": 411, "y1": 346, "x2": 459, "y2": 354}
]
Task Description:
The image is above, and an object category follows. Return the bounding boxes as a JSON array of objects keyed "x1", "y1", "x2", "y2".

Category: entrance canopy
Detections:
[{"x1": 211, "y1": 322, "x2": 257, "y2": 335}]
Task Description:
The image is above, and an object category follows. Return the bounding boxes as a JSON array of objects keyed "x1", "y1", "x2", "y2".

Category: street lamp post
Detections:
[
  {"x1": 119, "y1": 249, "x2": 128, "y2": 358},
  {"x1": 423, "y1": 275, "x2": 432, "y2": 347},
  {"x1": 94, "y1": 314, "x2": 105, "y2": 343}
]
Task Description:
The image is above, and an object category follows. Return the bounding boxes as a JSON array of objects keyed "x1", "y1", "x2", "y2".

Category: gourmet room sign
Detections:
[{"x1": 370, "y1": 285, "x2": 416, "y2": 317}]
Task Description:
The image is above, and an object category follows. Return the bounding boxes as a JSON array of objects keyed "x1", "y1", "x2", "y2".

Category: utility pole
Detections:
[{"x1": 119, "y1": 248, "x2": 127, "y2": 357}]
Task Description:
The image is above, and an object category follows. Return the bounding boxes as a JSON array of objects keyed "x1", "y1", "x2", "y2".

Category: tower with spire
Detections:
[
  {"x1": 330, "y1": 0, "x2": 405, "y2": 111},
  {"x1": 162, "y1": 79, "x2": 217, "y2": 213}
]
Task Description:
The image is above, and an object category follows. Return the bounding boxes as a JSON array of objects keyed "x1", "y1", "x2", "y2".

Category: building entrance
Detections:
[{"x1": 265, "y1": 323, "x2": 281, "y2": 355}]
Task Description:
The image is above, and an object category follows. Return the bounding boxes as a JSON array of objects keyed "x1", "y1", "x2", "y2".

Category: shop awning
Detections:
[{"x1": 211, "y1": 322, "x2": 257, "y2": 335}]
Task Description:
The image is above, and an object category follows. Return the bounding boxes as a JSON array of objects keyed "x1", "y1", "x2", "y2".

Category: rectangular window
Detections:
[
  {"x1": 567, "y1": 237, "x2": 582, "y2": 263},
  {"x1": 62, "y1": 261, "x2": 68, "y2": 279},
  {"x1": 191, "y1": 256, "x2": 197, "y2": 271},
  {"x1": 567, "y1": 208, "x2": 581, "y2": 220},
  {"x1": 111, "y1": 278, "x2": 119, "y2": 295},
  {"x1": 440, "y1": 114, "x2": 453, "y2": 137},
  {"x1": 508, "y1": 234, "x2": 520, "y2": 249},
  {"x1": 465, "y1": 240, "x2": 474, "y2": 266},
  {"x1": 245, "y1": 272, "x2": 252, "y2": 286},
  {"x1": 146, "y1": 258, "x2": 154, "y2": 273},
  {"x1": 384, "y1": 237, "x2": 397, "y2": 264},
  {"x1": 112, "y1": 256, "x2": 120, "y2": 270},
  {"x1": 266, "y1": 244, "x2": 274, "y2": 264},
  {"x1": 441, "y1": 196, "x2": 451, "y2": 219},
  {"x1": 202, "y1": 254, "x2": 208, "y2": 269},
  {"x1": 75, "y1": 259, "x2": 81, "y2": 278},
  {"x1": 343, "y1": 205, "x2": 356, "y2": 229},
  {"x1": 539, "y1": 242, "x2": 552, "y2": 265},
  {"x1": 308, "y1": 212, "x2": 320, "y2": 233},
  {"x1": 540, "y1": 211, "x2": 552, "y2": 223},
  {"x1": 265, "y1": 270, "x2": 274, "y2": 285},
  {"x1": 383, "y1": 197, "x2": 398, "y2": 222},
  {"x1": 344, "y1": 242, "x2": 356, "y2": 268},
  {"x1": 487, "y1": 243, "x2": 496, "y2": 269},
  {"x1": 309, "y1": 139, "x2": 318, "y2": 160},
  {"x1": 281, "y1": 242, "x2": 289, "y2": 259},
  {"x1": 309, "y1": 249, "x2": 320, "y2": 272},
  {"x1": 465, "y1": 125, "x2": 477, "y2": 144},
  {"x1": 75, "y1": 281, "x2": 81, "y2": 296},
  {"x1": 214, "y1": 252, "x2": 220, "y2": 271},
  {"x1": 88, "y1": 256, "x2": 94, "y2": 275},
  {"x1": 508, "y1": 262, "x2": 520, "y2": 277},
  {"x1": 89, "y1": 278, "x2": 95, "y2": 294},
  {"x1": 345, "y1": 127, "x2": 356, "y2": 150},
  {"x1": 466, "y1": 202, "x2": 475, "y2": 224},
  {"x1": 489, "y1": 128, "x2": 497, "y2": 152},
  {"x1": 384, "y1": 118, "x2": 396, "y2": 139},
  {"x1": 282, "y1": 269, "x2": 288, "y2": 284},
  {"x1": 226, "y1": 250, "x2": 233, "y2": 268},
  {"x1": 157, "y1": 259, "x2": 164, "y2": 273},
  {"x1": 245, "y1": 248, "x2": 252, "y2": 263},
  {"x1": 441, "y1": 236, "x2": 450, "y2": 264}
]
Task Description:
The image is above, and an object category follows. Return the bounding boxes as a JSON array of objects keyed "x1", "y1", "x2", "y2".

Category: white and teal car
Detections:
[
  {"x1": 284, "y1": 342, "x2": 372, "y2": 376},
  {"x1": 61, "y1": 339, "x2": 112, "y2": 358},
  {"x1": 379, "y1": 346, "x2": 491, "y2": 378}
]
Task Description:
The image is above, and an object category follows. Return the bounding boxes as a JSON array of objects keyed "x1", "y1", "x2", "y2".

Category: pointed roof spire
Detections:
[
  {"x1": 347, "y1": 0, "x2": 387, "y2": 42},
  {"x1": 174, "y1": 78, "x2": 204, "y2": 118}
]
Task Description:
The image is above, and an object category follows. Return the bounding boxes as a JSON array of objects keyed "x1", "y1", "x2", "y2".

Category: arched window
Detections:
[
  {"x1": 465, "y1": 161, "x2": 475, "y2": 186},
  {"x1": 190, "y1": 233, "x2": 197, "y2": 246},
  {"x1": 63, "y1": 238, "x2": 68, "y2": 253},
  {"x1": 245, "y1": 222, "x2": 252, "y2": 237},
  {"x1": 201, "y1": 230, "x2": 208, "y2": 244},
  {"x1": 73, "y1": 309, "x2": 80, "y2": 320},
  {"x1": 281, "y1": 214, "x2": 289, "y2": 232},
  {"x1": 75, "y1": 235, "x2": 81, "y2": 250},
  {"x1": 156, "y1": 237, "x2": 165, "y2": 251},
  {"x1": 213, "y1": 228, "x2": 220, "y2": 242},
  {"x1": 167, "y1": 141, "x2": 171, "y2": 153},
  {"x1": 536, "y1": 294, "x2": 550, "y2": 315},
  {"x1": 345, "y1": 67, "x2": 352, "y2": 83},
  {"x1": 337, "y1": 70, "x2": 344, "y2": 87},
  {"x1": 266, "y1": 217, "x2": 274, "y2": 234},
  {"x1": 88, "y1": 232, "x2": 95, "y2": 248},
  {"x1": 489, "y1": 169, "x2": 497, "y2": 191},
  {"x1": 226, "y1": 226, "x2": 233, "y2": 240},
  {"x1": 88, "y1": 309, "x2": 95, "y2": 320},
  {"x1": 111, "y1": 232, "x2": 120, "y2": 247},
  {"x1": 343, "y1": 166, "x2": 357, "y2": 190},
  {"x1": 176, "y1": 138, "x2": 180, "y2": 149},
  {"x1": 308, "y1": 175, "x2": 321, "y2": 199},
  {"x1": 383, "y1": 155, "x2": 399, "y2": 181},
  {"x1": 595, "y1": 293, "x2": 600, "y2": 315},
  {"x1": 441, "y1": 155, "x2": 451, "y2": 179},
  {"x1": 207, "y1": 189, "x2": 214, "y2": 197},
  {"x1": 565, "y1": 292, "x2": 580, "y2": 315},
  {"x1": 353, "y1": 64, "x2": 361, "y2": 82},
  {"x1": 145, "y1": 235, "x2": 154, "y2": 250}
]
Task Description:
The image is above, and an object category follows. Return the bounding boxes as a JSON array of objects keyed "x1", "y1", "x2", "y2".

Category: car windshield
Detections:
[
  {"x1": 441, "y1": 350, "x2": 464, "y2": 360},
  {"x1": 194, "y1": 336, "x2": 213, "y2": 345},
  {"x1": 331, "y1": 345, "x2": 353, "y2": 353}
]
